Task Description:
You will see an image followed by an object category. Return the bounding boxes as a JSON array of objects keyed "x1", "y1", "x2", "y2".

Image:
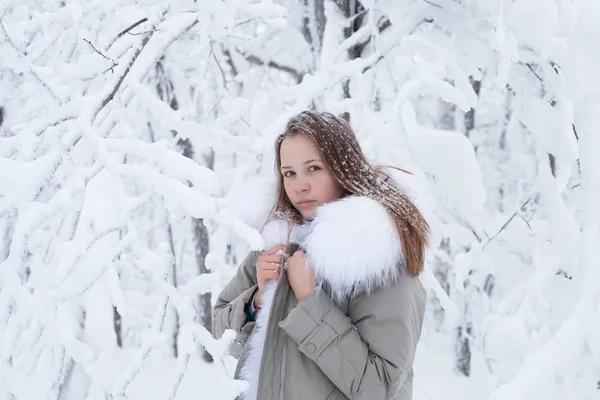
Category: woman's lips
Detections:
[{"x1": 297, "y1": 200, "x2": 316, "y2": 208}]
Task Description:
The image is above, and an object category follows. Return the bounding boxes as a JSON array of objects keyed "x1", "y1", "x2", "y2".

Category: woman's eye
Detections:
[
  {"x1": 283, "y1": 171, "x2": 295, "y2": 177},
  {"x1": 308, "y1": 165, "x2": 321, "y2": 172}
]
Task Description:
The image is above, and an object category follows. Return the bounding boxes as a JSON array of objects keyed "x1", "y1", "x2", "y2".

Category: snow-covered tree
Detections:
[
  {"x1": 0, "y1": 1, "x2": 286, "y2": 398},
  {"x1": 2, "y1": 0, "x2": 599, "y2": 399}
]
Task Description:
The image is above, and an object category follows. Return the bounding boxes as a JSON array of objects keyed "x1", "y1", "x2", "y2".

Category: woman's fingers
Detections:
[
  {"x1": 258, "y1": 269, "x2": 280, "y2": 283},
  {"x1": 258, "y1": 253, "x2": 282, "y2": 264},
  {"x1": 256, "y1": 246, "x2": 284, "y2": 286},
  {"x1": 257, "y1": 261, "x2": 281, "y2": 272},
  {"x1": 265, "y1": 244, "x2": 285, "y2": 255}
]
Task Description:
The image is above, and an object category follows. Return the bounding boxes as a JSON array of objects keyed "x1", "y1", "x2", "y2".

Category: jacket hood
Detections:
[{"x1": 222, "y1": 166, "x2": 434, "y2": 300}]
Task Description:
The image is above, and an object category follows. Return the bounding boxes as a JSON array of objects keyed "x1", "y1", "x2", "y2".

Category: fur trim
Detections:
[
  {"x1": 260, "y1": 219, "x2": 312, "y2": 250},
  {"x1": 301, "y1": 195, "x2": 404, "y2": 300},
  {"x1": 224, "y1": 167, "x2": 432, "y2": 298},
  {"x1": 239, "y1": 281, "x2": 277, "y2": 400}
]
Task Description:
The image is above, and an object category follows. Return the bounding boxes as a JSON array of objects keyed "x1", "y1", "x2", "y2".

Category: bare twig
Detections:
[
  {"x1": 127, "y1": 30, "x2": 155, "y2": 36},
  {"x1": 526, "y1": 63, "x2": 543, "y2": 82},
  {"x1": 210, "y1": 41, "x2": 228, "y2": 88},
  {"x1": 352, "y1": 17, "x2": 392, "y2": 57},
  {"x1": 524, "y1": 63, "x2": 581, "y2": 177},
  {"x1": 550, "y1": 61, "x2": 562, "y2": 75},
  {"x1": 116, "y1": 17, "x2": 148, "y2": 40},
  {"x1": 100, "y1": 12, "x2": 201, "y2": 119},
  {"x1": 233, "y1": 17, "x2": 264, "y2": 28},
  {"x1": 244, "y1": 53, "x2": 302, "y2": 81},
  {"x1": 555, "y1": 270, "x2": 572, "y2": 280},
  {"x1": 221, "y1": 46, "x2": 244, "y2": 93},
  {"x1": 518, "y1": 214, "x2": 534, "y2": 232},
  {"x1": 221, "y1": 47, "x2": 238, "y2": 77},
  {"x1": 32, "y1": 111, "x2": 78, "y2": 137},
  {"x1": 105, "y1": 17, "x2": 149, "y2": 51},
  {"x1": 379, "y1": 19, "x2": 392, "y2": 32},
  {"x1": 423, "y1": 0, "x2": 443, "y2": 8},
  {"x1": 96, "y1": 34, "x2": 152, "y2": 119},
  {"x1": 84, "y1": 38, "x2": 109, "y2": 60},
  {"x1": 0, "y1": 21, "x2": 62, "y2": 104},
  {"x1": 482, "y1": 195, "x2": 533, "y2": 249},
  {"x1": 362, "y1": 54, "x2": 385, "y2": 74},
  {"x1": 83, "y1": 38, "x2": 116, "y2": 72}
]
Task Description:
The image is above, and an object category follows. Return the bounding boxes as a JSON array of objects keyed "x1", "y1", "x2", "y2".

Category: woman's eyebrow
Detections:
[
  {"x1": 280, "y1": 159, "x2": 322, "y2": 169},
  {"x1": 304, "y1": 159, "x2": 322, "y2": 164}
]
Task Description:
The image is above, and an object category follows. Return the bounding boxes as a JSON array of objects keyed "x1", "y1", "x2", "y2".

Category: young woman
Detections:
[{"x1": 213, "y1": 111, "x2": 430, "y2": 400}]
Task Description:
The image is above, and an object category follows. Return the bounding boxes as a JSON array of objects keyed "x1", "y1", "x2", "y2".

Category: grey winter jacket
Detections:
[{"x1": 213, "y1": 177, "x2": 428, "y2": 400}]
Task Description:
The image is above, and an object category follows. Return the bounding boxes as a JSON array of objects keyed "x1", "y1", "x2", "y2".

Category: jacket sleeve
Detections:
[
  {"x1": 212, "y1": 251, "x2": 259, "y2": 358},
  {"x1": 278, "y1": 275, "x2": 426, "y2": 400}
]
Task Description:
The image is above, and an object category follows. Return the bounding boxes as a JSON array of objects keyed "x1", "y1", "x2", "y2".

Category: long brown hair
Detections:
[{"x1": 270, "y1": 111, "x2": 430, "y2": 276}]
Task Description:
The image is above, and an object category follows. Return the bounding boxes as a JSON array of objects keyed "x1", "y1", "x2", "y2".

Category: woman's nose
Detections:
[{"x1": 295, "y1": 181, "x2": 310, "y2": 194}]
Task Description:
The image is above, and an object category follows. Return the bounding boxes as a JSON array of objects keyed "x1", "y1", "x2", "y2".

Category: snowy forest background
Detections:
[{"x1": 1, "y1": 0, "x2": 599, "y2": 399}]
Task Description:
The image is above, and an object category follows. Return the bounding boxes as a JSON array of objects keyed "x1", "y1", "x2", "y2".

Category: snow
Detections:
[{"x1": 2, "y1": 0, "x2": 600, "y2": 399}]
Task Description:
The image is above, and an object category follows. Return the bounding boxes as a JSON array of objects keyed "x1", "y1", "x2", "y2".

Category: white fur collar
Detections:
[
  {"x1": 303, "y1": 196, "x2": 404, "y2": 300},
  {"x1": 223, "y1": 167, "x2": 434, "y2": 300}
]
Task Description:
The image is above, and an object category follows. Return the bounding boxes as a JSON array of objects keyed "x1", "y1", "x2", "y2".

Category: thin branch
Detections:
[
  {"x1": 244, "y1": 53, "x2": 302, "y2": 81},
  {"x1": 33, "y1": 110, "x2": 78, "y2": 137},
  {"x1": 83, "y1": 38, "x2": 116, "y2": 71},
  {"x1": 518, "y1": 214, "x2": 534, "y2": 233},
  {"x1": 348, "y1": 8, "x2": 368, "y2": 25},
  {"x1": 379, "y1": 19, "x2": 392, "y2": 32},
  {"x1": 0, "y1": 21, "x2": 62, "y2": 104},
  {"x1": 117, "y1": 17, "x2": 148, "y2": 40},
  {"x1": 221, "y1": 47, "x2": 239, "y2": 77},
  {"x1": 233, "y1": 16, "x2": 273, "y2": 28},
  {"x1": 423, "y1": 0, "x2": 443, "y2": 8},
  {"x1": 210, "y1": 41, "x2": 227, "y2": 89},
  {"x1": 362, "y1": 54, "x2": 385, "y2": 74},
  {"x1": 526, "y1": 63, "x2": 543, "y2": 82},
  {"x1": 95, "y1": 34, "x2": 152, "y2": 119},
  {"x1": 550, "y1": 61, "x2": 562, "y2": 75},
  {"x1": 524, "y1": 63, "x2": 581, "y2": 177},
  {"x1": 352, "y1": 17, "x2": 392, "y2": 57},
  {"x1": 83, "y1": 38, "x2": 110, "y2": 61},
  {"x1": 102, "y1": 13, "x2": 199, "y2": 120},
  {"x1": 555, "y1": 270, "x2": 572, "y2": 280},
  {"x1": 127, "y1": 30, "x2": 156, "y2": 36},
  {"x1": 81, "y1": 64, "x2": 118, "y2": 81},
  {"x1": 482, "y1": 195, "x2": 533, "y2": 249},
  {"x1": 105, "y1": 17, "x2": 149, "y2": 51},
  {"x1": 220, "y1": 44, "x2": 244, "y2": 95},
  {"x1": 362, "y1": 16, "x2": 430, "y2": 76}
]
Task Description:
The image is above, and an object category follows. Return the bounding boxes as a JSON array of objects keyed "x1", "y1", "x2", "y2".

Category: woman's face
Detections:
[{"x1": 279, "y1": 134, "x2": 344, "y2": 221}]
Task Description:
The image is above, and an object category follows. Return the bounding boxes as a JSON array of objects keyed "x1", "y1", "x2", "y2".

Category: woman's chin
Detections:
[{"x1": 300, "y1": 210, "x2": 315, "y2": 221}]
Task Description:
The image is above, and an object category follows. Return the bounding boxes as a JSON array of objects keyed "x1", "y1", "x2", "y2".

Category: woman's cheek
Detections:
[{"x1": 283, "y1": 181, "x2": 292, "y2": 198}]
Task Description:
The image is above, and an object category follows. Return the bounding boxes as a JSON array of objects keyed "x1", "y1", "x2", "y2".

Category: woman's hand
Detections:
[
  {"x1": 287, "y1": 250, "x2": 316, "y2": 302},
  {"x1": 254, "y1": 244, "x2": 285, "y2": 310}
]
